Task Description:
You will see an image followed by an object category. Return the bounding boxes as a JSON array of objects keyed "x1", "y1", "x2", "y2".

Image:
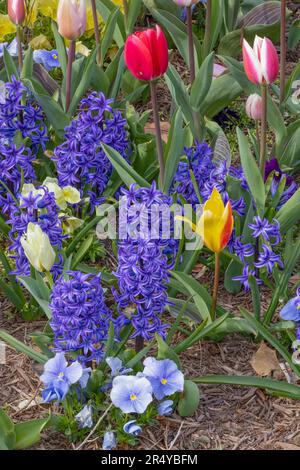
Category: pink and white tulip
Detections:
[
  {"x1": 57, "y1": 0, "x2": 86, "y2": 41},
  {"x1": 245, "y1": 94, "x2": 262, "y2": 121},
  {"x1": 8, "y1": 0, "x2": 26, "y2": 25},
  {"x1": 242, "y1": 36, "x2": 279, "y2": 85}
]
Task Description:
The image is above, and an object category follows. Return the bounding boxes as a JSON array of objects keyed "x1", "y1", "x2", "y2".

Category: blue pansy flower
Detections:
[
  {"x1": 103, "y1": 432, "x2": 117, "y2": 450},
  {"x1": 79, "y1": 367, "x2": 92, "y2": 388},
  {"x1": 143, "y1": 358, "x2": 184, "y2": 400},
  {"x1": 110, "y1": 375, "x2": 153, "y2": 414},
  {"x1": 75, "y1": 405, "x2": 93, "y2": 429},
  {"x1": 33, "y1": 49, "x2": 60, "y2": 71},
  {"x1": 123, "y1": 420, "x2": 142, "y2": 436},
  {"x1": 40, "y1": 353, "x2": 83, "y2": 403},
  {"x1": 280, "y1": 298, "x2": 300, "y2": 322},
  {"x1": 157, "y1": 400, "x2": 174, "y2": 416},
  {"x1": 106, "y1": 357, "x2": 133, "y2": 377}
]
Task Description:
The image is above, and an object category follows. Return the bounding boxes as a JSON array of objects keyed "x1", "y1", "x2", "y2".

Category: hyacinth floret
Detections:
[
  {"x1": 53, "y1": 91, "x2": 129, "y2": 212},
  {"x1": 49, "y1": 271, "x2": 113, "y2": 364}
]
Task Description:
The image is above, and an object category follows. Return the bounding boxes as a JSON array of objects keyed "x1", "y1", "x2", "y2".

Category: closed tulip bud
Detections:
[
  {"x1": 124, "y1": 25, "x2": 169, "y2": 81},
  {"x1": 8, "y1": 0, "x2": 26, "y2": 25},
  {"x1": 245, "y1": 93, "x2": 262, "y2": 120},
  {"x1": 21, "y1": 223, "x2": 56, "y2": 272},
  {"x1": 242, "y1": 35, "x2": 279, "y2": 85},
  {"x1": 57, "y1": 0, "x2": 86, "y2": 41}
]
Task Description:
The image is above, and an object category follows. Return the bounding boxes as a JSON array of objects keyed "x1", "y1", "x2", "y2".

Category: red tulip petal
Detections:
[
  {"x1": 260, "y1": 37, "x2": 279, "y2": 84},
  {"x1": 124, "y1": 34, "x2": 154, "y2": 81},
  {"x1": 156, "y1": 25, "x2": 169, "y2": 76},
  {"x1": 143, "y1": 28, "x2": 162, "y2": 78},
  {"x1": 220, "y1": 202, "x2": 234, "y2": 251},
  {"x1": 242, "y1": 39, "x2": 263, "y2": 85}
]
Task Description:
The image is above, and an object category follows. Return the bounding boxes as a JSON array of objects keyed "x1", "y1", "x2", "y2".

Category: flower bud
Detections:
[
  {"x1": 21, "y1": 223, "x2": 56, "y2": 272},
  {"x1": 57, "y1": 0, "x2": 86, "y2": 41},
  {"x1": 245, "y1": 93, "x2": 262, "y2": 120},
  {"x1": 8, "y1": 0, "x2": 26, "y2": 25}
]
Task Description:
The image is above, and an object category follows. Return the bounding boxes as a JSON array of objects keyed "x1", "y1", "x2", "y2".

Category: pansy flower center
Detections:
[
  {"x1": 161, "y1": 378, "x2": 167, "y2": 385},
  {"x1": 130, "y1": 394, "x2": 137, "y2": 401},
  {"x1": 58, "y1": 372, "x2": 65, "y2": 379}
]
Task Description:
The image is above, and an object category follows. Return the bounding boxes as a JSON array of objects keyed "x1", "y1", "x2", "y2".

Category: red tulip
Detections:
[
  {"x1": 8, "y1": 0, "x2": 26, "y2": 25},
  {"x1": 242, "y1": 36, "x2": 279, "y2": 85},
  {"x1": 124, "y1": 26, "x2": 169, "y2": 81}
]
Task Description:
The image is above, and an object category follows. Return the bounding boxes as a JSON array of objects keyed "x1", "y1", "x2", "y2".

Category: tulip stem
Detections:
[
  {"x1": 135, "y1": 336, "x2": 144, "y2": 354},
  {"x1": 203, "y1": 0, "x2": 212, "y2": 59},
  {"x1": 16, "y1": 26, "x2": 23, "y2": 72},
  {"x1": 150, "y1": 80, "x2": 165, "y2": 189},
  {"x1": 91, "y1": 0, "x2": 101, "y2": 65},
  {"x1": 210, "y1": 252, "x2": 220, "y2": 321},
  {"x1": 66, "y1": 40, "x2": 76, "y2": 113},
  {"x1": 122, "y1": 0, "x2": 129, "y2": 33},
  {"x1": 259, "y1": 84, "x2": 268, "y2": 177},
  {"x1": 280, "y1": 0, "x2": 286, "y2": 106},
  {"x1": 186, "y1": 6, "x2": 195, "y2": 84}
]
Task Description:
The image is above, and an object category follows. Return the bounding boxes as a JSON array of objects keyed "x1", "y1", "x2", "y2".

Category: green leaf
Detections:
[
  {"x1": 224, "y1": 259, "x2": 242, "y2": 294},
  {"x1": 127, "y1": 0, "x2": 143, "y2": 34},
  {"x1": 163, "y1": 109, "x2": 184, "y2": 193},
  {"x1": 102, "y1": 143, "x2": 150, "y2": 188},
  {"x1": 190, "y1": 52, "x2": 214, "y2": 112},
  {"x1": 96, "y1": 0, "x2": 126, "y2": 47},
  {"x1": 201, "y1": 73, "x2": 243, "y2": 118},
  {"x1": 237, "y1": 127, "x2": 265, "y2": 215},
  {"x1": 100, "y1": 7, "x2": 120, "y2": 66},
  {"x1": 156, "y1": 334, "x2": 181, "y2": 368},
  {"x1": 276, "y1": 188, "x2": 300, "y2": 232},
  {"x1": 0, "y1": 409, "x2": 16, "y2": 450},
  {"x1": 192, "y1": 375, "x2": 300, "y2": 400},
  {"x1": 178, "y1": 380, "x2": 200, "y2": 417},
  {"x1": 71, "y1": 234, "x2": 94, "y2": 269},
  {"x1": 21, "y1": 47, "x2": 33, "y2": 80},
  {"x1": 68, "y1": 48, "x2": 98, "y2": 115},
  {"x1": 0, "y1": 330, "x2": 48, "y2": 364},
  {"x1": 18, "y1": 277, "x2": 51, "y2": 319},
  {"x1": 3, "y1": 47, "x2": 18, "y2": 80},
  {"x1": 171, "y1": 271, "x2": 210, "y2": 322},
  {"x1": 51, "y1": 21, "x2": 67, "y2": 77},
  {"x1": 15, "y1": 416, "x2": 50, "y2": 450}
]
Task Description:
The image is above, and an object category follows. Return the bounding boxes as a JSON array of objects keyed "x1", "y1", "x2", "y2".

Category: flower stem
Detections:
[
  {"x1": 135, "y1": 336, "x2": 144, "y2": 353},
  {"x1": 210, "y1": 252, "x2": 220, "y2": 321},
  {"x1": 186, "y1": 5, "x2": 195, "y2": 84},
  {"x1": 203, "y1": 0, "x2": 212, "y2": 59},
  {"x1": 66, "y1": 40, "x2": 76, "y2": 113},
  {"x1": 280, "y1": 0, "x2": 286, "y2": 106},
  {"x1": 122, "y1": 0, "x2": 129, "y2": 33},
  {"x1": 259, "y1": 84, "x2": 268, "y2": 177},
  {"x1": 16, "y1": 25, "x2": 23, "y2": 72},
  {"x1": 150, "y1": 80, "x2": 165, "y2": 189},
  {"x1": 91, "y1": 0, "x2": 101, "y2": 65}
]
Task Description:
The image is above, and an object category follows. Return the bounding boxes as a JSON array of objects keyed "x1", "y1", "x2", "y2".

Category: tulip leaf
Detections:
[
  {"x1": 0, "y1": 409, "x2": 16, "y2": 450},
  {"x1": 178, "y1": 380, "x2": 200, "y2": 417},
  {"x1": 51, "y1": 21, "x2": 67, "y2": 77},
  {"x1": 68, "y1": 48, "x2": 98, "y2": 115},
  {"x1": 96, "y1": 0, "x2": 126, "y2": 47},
  {"x1": 18, "y1": 277, "x2": 52, "y2": 319},
  {"x1": 237, "y1": 127, "x2": 265, "y2": 216},
  {"x1": 100, "y1": 7, "x2": 121, "y2": 66},
  {"x1": 127, "y1": 0, "x2": 143, "y2": 35},
  {"x1": 102, "y1": 143, "x2": 150, "y2": 188},
  {"x1": 3, "y1": 46, "x2": 19, "y2": 80},
  {"x1": 21, "y1": 47, "x2": 33, "y2": 80},
  {"x1": 71, "y1": 234, "x2": 94, "y2": 270},
  {"x1": 201, "y1": 73, "x2": 243, "y2": 118},
  {"x1": 163, "y1": 109, "x2": 184, "y2": 193},
  {"x1": 276, "y1": 188, "x2": 300, "y2": 232},
  {"x1": 190, "y1": 52, "x2": 214, "y2": 113}
]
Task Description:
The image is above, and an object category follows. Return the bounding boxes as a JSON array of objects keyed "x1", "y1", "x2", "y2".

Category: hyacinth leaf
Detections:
[
  {"x1": 126, "y1": 342, "x2": 154, "y2": 369},
  {"x1": 0, "y1": 330, "x2": 48, "y2": 364},
  {"x1": 240, "y1": 308, "x2": 300, "y2": 379},
  {"x1": 71, "y1": 235, "x2": 94, "y2": 270},
  {"x1": 190, "y1": 52, "x2": 214, "y2": 113},
  {"x1": 18, "y1": 277, "x2": 51, "y2": 319},
  {"x1": 104, "y1": 322, "x2": 115, "y2": 359},
  {"x1": 0, "y1": 279, "x2": 25, "y2": 312},
  {"x1": 51, "y1": 21, "x2": 67, "y2": 77},
  {"x1": 177, "y1": 380, "x2": 200, "y2": 418},
  {"x1": 102, "y1": 143, "x2": 150, "y2": 188},
  {"x1": 163, "y1": 109, "x2": 184, "y2": 193},
  {"x1": 156, "y1": 334, "x2": 181, "y2": 369},
  {"x1": 3, "y1": 47, "x2": 19, "y2": 80},
  {"x1": 237, "y1": 128, "x2": 265, "y2": 216},
  {"x1": 276, "y1": 188, "x2": 300, "y2": 232},
  {"x1": 14, "y1": 416, "x2": 50, "y2": 450},
  {"x1": 0, "y1": 409, "x2": 16, "y2": 450},
  {"x1": 0, "y1": 250, "x2": 26, "y2": 305},
  {"x1": 96, "y1": 0, "x2": 126, "y2": 47},
  {"x1": 66, "y1": 216, "x2": 102, "y2": 257},
  {"x1": 171, "y1": 271, "x2": 211, "y2": 322},
  {"x1": 0, "y1": 216, "x2": 9, "y2": 237},
  {"x1": 192, "y1": 375, "x2": 300, "y2": 400},
  {"x1": 21, "y1": 47, "x2": 34, "y2": 80},
  {"x1": 100, "y1": 7, "x2": 121, "y2": 66}
]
